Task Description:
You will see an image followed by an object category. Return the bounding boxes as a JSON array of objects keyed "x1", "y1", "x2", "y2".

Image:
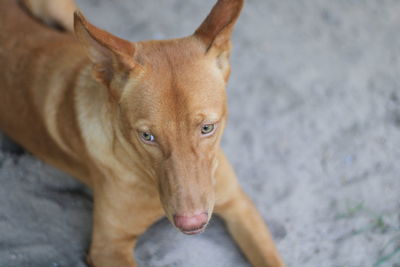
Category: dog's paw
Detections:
[
  {"x1": 20, "y1": 0, "x2": 54, "y2": 27},
  {"x1": 19, "y1": 0, "x2": 75, "y2": 32}
]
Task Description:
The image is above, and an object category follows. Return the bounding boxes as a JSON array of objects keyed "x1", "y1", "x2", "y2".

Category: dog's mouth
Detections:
[{"x1": 179, "y1": 224, "x2": 207, "y2": 235}]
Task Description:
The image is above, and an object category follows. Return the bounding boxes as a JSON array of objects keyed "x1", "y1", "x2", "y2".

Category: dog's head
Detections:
[{"x1": 74, "y1": 0, "x2": 244, "y2": 235}]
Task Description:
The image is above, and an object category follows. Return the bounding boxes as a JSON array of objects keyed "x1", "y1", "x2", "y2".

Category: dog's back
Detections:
[
  {"x1": 0, "y1": 0, "x2": 89, "y2": 181},
  {"x1": 0, "y1": 0, "x2": 77, "y2": 86}
]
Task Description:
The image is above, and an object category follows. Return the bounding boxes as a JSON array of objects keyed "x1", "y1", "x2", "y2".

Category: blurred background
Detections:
[{"x1": 1, "y1": 0, "x2": 400, "y2": 266}]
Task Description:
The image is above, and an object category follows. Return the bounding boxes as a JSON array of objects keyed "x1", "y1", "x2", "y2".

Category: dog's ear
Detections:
[
  {"x1": 74, "y1": 11, "x2": 139, "y2": 100},
  {"x1": 194, "y1": 0, "x2": 244, "y2": 78}
]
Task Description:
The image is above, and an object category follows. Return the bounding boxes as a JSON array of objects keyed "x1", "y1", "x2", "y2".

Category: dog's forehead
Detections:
[
  {"x1": 136, "y1": 38, "x2": 219, "y2": 81},
  {"x1": 123, "y1": 38, "x2": 227, "y2": 121}
]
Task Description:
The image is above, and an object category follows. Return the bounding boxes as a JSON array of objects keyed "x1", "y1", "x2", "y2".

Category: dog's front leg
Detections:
[
  {"x1": 87, "y1": 175, "x2": 161, "y2": 267},
  {"x1": 214, "y1": 151, "x2": 285, "y2": 267},
  {"x1": 87, "y1": 195, "x2": 138, "y2": 267},
  {"x1": 88, "y1": 231, "x2": 137, "y2": 267}
]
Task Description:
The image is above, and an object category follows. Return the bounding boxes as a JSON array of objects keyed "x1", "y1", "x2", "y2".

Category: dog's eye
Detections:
[
  {"x1": 201, "y1": 124, "x2": 215, "y2": 135},
  {"x1": 140, "y1": 131, "x2": 155, "y2": 143}
]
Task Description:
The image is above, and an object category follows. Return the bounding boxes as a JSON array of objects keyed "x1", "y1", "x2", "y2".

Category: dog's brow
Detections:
[
  {"x1": 134, "y1": 119, "x2": 154, "y2": 131},
  {"x1": 193, "y1": 112, "x2": 220, "y2": 125}
]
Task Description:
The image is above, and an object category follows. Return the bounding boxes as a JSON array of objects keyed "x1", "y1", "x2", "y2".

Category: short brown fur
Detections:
[{"x1": 0, "y1": 0, "x2": 285, "y2": 266}]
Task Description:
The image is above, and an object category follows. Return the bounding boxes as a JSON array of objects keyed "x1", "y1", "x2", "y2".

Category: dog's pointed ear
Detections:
[
  {"x1": 194, "y1": 0, "x2": 244, "y2": 78},
  {"x1": 74, "y1": 11, "x2": 139, "y2": 99}
]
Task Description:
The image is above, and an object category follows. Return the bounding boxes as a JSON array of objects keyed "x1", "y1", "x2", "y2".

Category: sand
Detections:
[{"x1": 1, "y1": 0, "x2": 399, "y2": 266}]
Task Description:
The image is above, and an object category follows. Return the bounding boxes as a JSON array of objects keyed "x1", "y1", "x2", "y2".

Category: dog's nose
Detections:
[{"x1": 173, "y1": 212, "x2": 208, "y2": 235}]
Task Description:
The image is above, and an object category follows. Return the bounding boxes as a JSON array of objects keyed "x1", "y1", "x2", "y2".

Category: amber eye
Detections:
[
  {"x1": 201, "y1": 124, "x2": 215, "y2": 135},
  {"x1": 140, "y1": 131, "x2": 155, "y2": 143}
]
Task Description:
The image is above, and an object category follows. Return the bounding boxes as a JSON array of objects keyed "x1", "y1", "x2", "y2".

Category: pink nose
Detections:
[{"x1": 173, "y1": 212, "x2": 208, "y2": 234}]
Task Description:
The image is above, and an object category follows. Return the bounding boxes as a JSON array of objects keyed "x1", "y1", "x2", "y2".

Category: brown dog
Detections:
[{"x1": 0, "y1": 0, "x2": 285, "y2": 266}]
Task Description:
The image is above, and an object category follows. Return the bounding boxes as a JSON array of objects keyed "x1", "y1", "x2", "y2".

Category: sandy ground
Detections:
[{"x1": 1, "y1": 0, "x2": 400, "y2": 266}]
